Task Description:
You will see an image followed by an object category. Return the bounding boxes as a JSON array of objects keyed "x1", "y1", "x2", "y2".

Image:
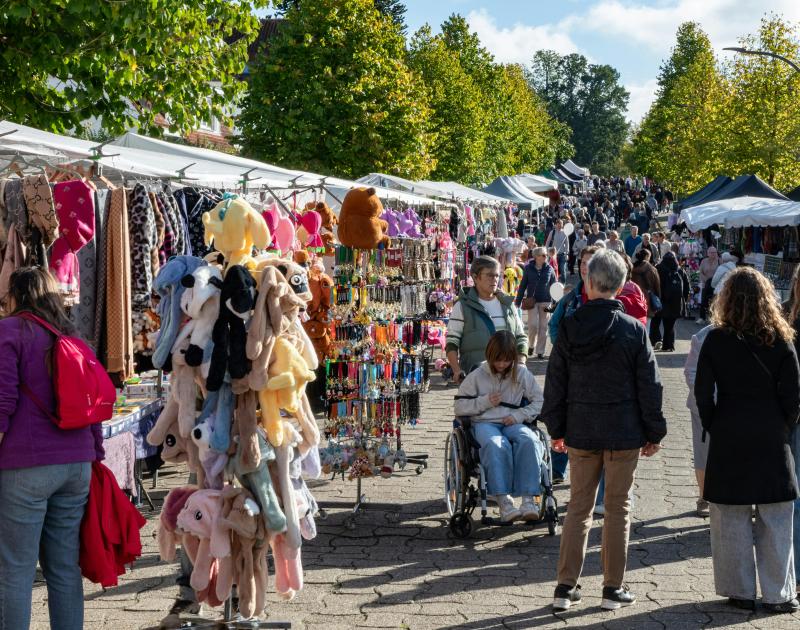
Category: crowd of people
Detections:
[{"x1": 446, "y1": 176, "x2": 800, "y2": 615}]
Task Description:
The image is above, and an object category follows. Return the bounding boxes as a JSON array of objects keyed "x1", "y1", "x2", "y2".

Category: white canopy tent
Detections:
[
  {"x1": 680, "y1": 196, "x2": 800, "y2": 230},
  {"x1": 562, "y1": 159, "x2": 590, "y2": 178},
  {"x1": 357, "y1": 173, "x2": 504, "y2": 205},
  {"x1": 112, "y1": 133, "x2": 444, "y2": 208},
  {"x1": 516, "y1": 173, "x2": 558, "y2": 193},
  {"x1": 482, "y1": 176, "x2": 548, "y2": 208}
]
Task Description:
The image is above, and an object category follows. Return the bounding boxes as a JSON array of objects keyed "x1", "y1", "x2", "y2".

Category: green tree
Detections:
[
  {"x1": 274, "y1": 0, "x2": 407, "y2": 32},
  {"x1": 528, "y1": 51, "x2": 629, "y2": 174},
  {"x1": 407, "y1": 25, "x2": 488, "y2": 183},
  {"x1": 0, "y1": 0, "x2": 265, "y2": 135},
  {"x1": 724, "y1": 15, "x2": 800, "y2": 189},
  {"x1": 238, "y1": 0, "x2": 435, "y2": 179},
  {"x1": 631, "y1": 22, "x2": 732, "y2": 195}
]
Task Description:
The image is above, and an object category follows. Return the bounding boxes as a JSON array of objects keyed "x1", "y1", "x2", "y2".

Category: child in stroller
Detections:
[{"x1": 454, "y1": 330, "x2": 544, "y2": 522}]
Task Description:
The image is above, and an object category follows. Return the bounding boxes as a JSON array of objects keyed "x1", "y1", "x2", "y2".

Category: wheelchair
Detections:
[{"x1": 444, "y1": 416, "x2": 560, "y2": 539}]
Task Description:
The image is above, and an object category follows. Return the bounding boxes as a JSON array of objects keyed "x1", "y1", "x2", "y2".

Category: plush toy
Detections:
[
  {"x1": 256, "y1": 257, "x2": 312, "y2": 305},
  {"x1": 206, "y1": 265, "x2": 257, "y2": 392},
  {"x1": 337, "y1": 187, "x2": 389, "y2": 250},
  {"x1": 246, "y1": 266, "x2": 306, "y2": 392},
  {"x1": 303, "y1": 268, "x2": 333, "y2": 362},
  {"x1": 292, "y1": 249, "x2": 310, "y2": 268},
  {"x1": 158, "y1": 485, "x2": 199, "y2": 562},
  {"x1": 152, "y1": 256, "x2": 207, "y2": 370},
  {"x1": 402, "y1": 208, "x2": 423, "y2": 238},
  {"x1": 307, "y1": 201, "x2": 338, "y2": 256},
  {"x1": 176, "y1": 489, "x2": 234, "y2": 603},
  {"x1": 230, "y1": 423, "x2": 288, "y2": 534},
  {"x1": 179, "y1": 264, "x2": 223, "y2": 367},
  {"x1": 217, "y1": 486, "x2": 268, "y2": 619},
  {"x1": 295, "y1": 210, "x2": 324, "y2": 252},
  {"x1": 270, "y1": 425, "x2": 303, "y2": 600},
  {"x1": 381, "y1": 208, "x2": 401, "y2": 237},
  {"x1": 147, "y1": 403, "x2": 203, "y2": 489},
  {"x1": 259, "y1": 338, "x2": 316, "y2": 448},
  {"x1": 203, "y1": 195, "x2": 270, "y2": 269}
]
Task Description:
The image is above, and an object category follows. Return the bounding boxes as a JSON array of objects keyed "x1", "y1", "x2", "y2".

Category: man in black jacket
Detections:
[{"x1": 541, "y1": 249, "x2": 667, "y2": 613}]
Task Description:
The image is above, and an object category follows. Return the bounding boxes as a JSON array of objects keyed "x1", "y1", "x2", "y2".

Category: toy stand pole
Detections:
[{"x1": 179, "y1": 595, "x2": 292, "y2": 629}]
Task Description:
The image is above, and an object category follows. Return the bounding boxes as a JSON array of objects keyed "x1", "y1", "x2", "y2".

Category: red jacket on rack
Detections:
[{"x1": 79, "y1": 461, "x2": 146, "y2": 587}]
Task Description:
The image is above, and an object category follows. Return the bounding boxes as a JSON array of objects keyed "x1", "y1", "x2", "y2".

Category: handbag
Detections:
[
  {"x1": 521, "y1": 297, "x2": 535, "y2": 310},
  {"x1": 649, "y1": 291, "x2": 662, "y2": 312}
]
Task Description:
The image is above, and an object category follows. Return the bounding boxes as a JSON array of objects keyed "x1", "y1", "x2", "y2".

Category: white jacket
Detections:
[
  {"x1": 454, "y1": 362, "x2": 543, "y2": 424},
  {"x1": 711, "y1": 261, "x2": 737, "y2": 294}
]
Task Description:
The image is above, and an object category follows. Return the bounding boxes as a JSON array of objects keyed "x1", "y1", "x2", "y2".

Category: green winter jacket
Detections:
[{"x1": 445, "y1": 288, "x2": 528, "y2": 374}]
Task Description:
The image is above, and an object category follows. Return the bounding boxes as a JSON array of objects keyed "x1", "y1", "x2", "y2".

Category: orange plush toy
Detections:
[{"x1": 337, "y1": 188, "x2": 390, "y2": 250}]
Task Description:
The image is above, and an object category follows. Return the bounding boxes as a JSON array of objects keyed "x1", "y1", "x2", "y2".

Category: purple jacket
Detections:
[{"x1": 0, "y1": 316, "x2": 104, "y2": 470}]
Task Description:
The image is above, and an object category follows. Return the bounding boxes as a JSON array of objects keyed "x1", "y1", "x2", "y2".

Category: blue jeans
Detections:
[
  {"x1": 473, "y1": 423, "x2": 543, "y2": 496},
  {"x1": 792, "y1": 426, "x2": 800, "y2": 581},
  {"x1": 552, "y1": 450, "x2": 569, "y2": 479},
  {"x1": 557, "y1": 253, "x2": 567, "y2": 281},
  {"x1": 0, "y1": 462, "x2": 91, "y2": 630}
]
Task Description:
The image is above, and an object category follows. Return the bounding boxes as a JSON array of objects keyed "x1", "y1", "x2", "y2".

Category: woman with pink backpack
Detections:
[{"x1": 0, "y1": 267, "x2": 106, "y2": 630}]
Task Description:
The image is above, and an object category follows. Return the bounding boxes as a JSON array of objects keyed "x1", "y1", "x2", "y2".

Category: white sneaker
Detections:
[
  {"x1": 653, "y1": 341, "x2": 662, "y2": 351},
  {"x1": 520, "y1": 496, "x2": 540, "y2": 521},
  {"x1": 593, "y1": 504, "x2": 605, "y2": 516},
  {"x1": 497, "y1": 495, "x2": 521, "y2": 522}
]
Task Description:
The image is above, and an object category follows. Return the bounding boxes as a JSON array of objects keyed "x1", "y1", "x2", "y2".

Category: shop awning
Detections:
[
  {"x1": 515, "y1": 173, "x2": 559, "y2": 192},
  {"x1": 358, "y1": 173, "x2": 506, "y2": 204},
  {"x1": 680, "y1": 196, "x2": 800, "y2": 230},
  {"x1": 674, "y1": 175, "x2": 732, "y2": 211},
  {"x1": 561, "y1": 159, "x2": 589, "y2": 178}
]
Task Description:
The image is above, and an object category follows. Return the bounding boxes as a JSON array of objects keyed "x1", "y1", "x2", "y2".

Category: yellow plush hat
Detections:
[{"x1": 202, "y1": 195, "x2": 271, "y2": 269}]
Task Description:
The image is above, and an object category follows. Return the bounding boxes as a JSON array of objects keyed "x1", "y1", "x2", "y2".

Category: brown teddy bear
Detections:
[
  {"x1": 336, "y1": 187, "x2": 390, "y2": 250},
  {"x1": 309, "y1": 201, "x2": 338, "y2": 256}
]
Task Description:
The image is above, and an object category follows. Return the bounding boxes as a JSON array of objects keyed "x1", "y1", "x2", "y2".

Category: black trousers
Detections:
[
  {"x1": 650, "y1": 315, "x2": 677, "y2": 350},
  {"x1": 699, "y1": 279, "x2": 713, "y2": 319}
]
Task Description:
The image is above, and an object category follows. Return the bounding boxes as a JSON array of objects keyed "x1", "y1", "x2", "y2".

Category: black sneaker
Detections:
[
  {"x1": 764, "y1": 598, "x2": 799, "y2": 614},
  {"x1": 553, "y1": 583, "x2": 582, "y2": 611},
  {"x1": 537, "y1": 353, "x2": 545, "y2": 359},
  {"x1": 552, "y1": 475, "x2": 565, "y2": 484},
  {"x1": 528, "y1": 348, "x2": 534, "y2": 356},
  {"x1": 601, "y1": 585, "x2": 636, "y2": 610},
  {"x1": 727, "y1": 597, "x2": 755, "y2": 611}
]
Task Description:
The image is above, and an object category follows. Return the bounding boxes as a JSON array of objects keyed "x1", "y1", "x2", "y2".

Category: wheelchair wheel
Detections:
[
  {"x1": 450, "y1": 513, "x2": 472, "y2": 539},
  {"x1": 444, "y1": 431, "x2": 467, "y2": 517}
]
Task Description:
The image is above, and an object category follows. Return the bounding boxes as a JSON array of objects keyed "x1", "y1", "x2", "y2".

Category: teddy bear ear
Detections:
[
  {"x1": 181, "y1": 274, "x2": 195, "y2": 288},
  {"x1": 366, "y1": 187, "x2": 376, "y2": 196},
  {"x1": 209, "y1": 276, "x2": 223, "y2": 289}
]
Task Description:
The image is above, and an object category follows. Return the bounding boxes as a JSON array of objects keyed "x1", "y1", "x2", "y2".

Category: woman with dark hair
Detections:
[
  {"x1": 650, "y1": 252, "x2": 689, "y2": 352},
  {"x1": 0, "y1": 267, "x2": 105, "y2": 630},
  {"x1": 454, "y1": 331, "x2": 544, "y2": 522},
  {"x1": 696, "y1": 267, "x2": 800, "y2": 613}
]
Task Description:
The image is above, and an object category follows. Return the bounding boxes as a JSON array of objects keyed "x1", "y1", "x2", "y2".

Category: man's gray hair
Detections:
[
  {"x1": 470, "y1": 255, "x2": 500, "y2": 277},
  {"x1": 587, "y1": 249, "x2": 626, "y2": 293}
]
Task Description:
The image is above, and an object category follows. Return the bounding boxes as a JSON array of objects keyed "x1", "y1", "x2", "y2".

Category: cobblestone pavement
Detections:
[{"x1": 30, "y1": 319, "x2": 800, "y2": 629}]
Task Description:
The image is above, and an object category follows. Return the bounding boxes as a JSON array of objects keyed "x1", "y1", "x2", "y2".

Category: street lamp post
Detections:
[{"x1": 722, "y1": 47, "x2": 800, "y2": 74}]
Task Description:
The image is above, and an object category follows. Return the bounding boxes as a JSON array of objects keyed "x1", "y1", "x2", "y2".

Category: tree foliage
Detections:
[
  {"x1": 630, "y1": 22, "x2": 730, "y2": 195},
  {"x1": 407, "y1": 25, "x2": 488, "y2": 183},
  {"x1": 238, "y1": 0, "x2": 435, "y2": 180},
  {"x1": 631, "y1": 17, "x2": 800, "y2": 195},
  {"x1": 0, "y1": 0, "x2": 265, "y2": 135},
  {"x1": 274, "y1": 0, "x2": 407, "y2": 33},
  {"x1": 528, "y1": 51, "x2": 629, "y2": 175}
]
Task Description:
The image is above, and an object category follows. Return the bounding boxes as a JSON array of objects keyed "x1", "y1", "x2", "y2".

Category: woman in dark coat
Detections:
[
  {"x1": 695, "y1": 266, "x2": 800, "y2": 613},
  {"x1": 631, "y1": 249, "x2": 660, "y2": 318},
  {"x1": 650, "y1": 252, "x2": 689, "y2": 351}
]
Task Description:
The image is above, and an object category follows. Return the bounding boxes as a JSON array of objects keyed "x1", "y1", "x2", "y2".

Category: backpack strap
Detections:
[
  {"x1": 19, "y1": 382, "x2": 59, "y2": 423},
  {"x1": 15, "y1": 311, "x2": 63, "y2": 337}
]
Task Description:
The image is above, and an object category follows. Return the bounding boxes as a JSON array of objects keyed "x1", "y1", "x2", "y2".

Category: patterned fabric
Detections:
[
  {"x1": 3, "y1": 179, "x2": 28, "y2": 241},
  {"x1": 149, "y1": 191, "x2": 165, "y2": 275},
  {"x1": 171, "y1": 189, "x2": 192, "y2": 256},
  {"x1": 105, "y1": 188, "x2": 134, "y2": 378},
  {"x1": 127, "y1": 185, "x2": 156, "y2": 355},
  {"x1": 0, "y1": 225, "x2": 25, "y2": 314},
  {"x1": 93, "y1": 191, "x2": 111, "y2": 356},
  {"x1": 159, "y1": 192, "x2": 179, "y2": 258},
  {"x1": 71, "y1": 189, "x2": 107, "y2": 343},
  {"x1": 155, "y1": 193, "x2": 175, "y2": 264},
  {"x1": 50, "y1": 181, "x2": 95, "y2": 304},
  {"x1": 22, "y1": 174, "x2": 59, "y2": 247},
  {"x1": 163, "y1": 193, "x2": 185, "y2": 255},
  {"x1": 0, "y1": 179, "x2": 8, "y2": 247}
]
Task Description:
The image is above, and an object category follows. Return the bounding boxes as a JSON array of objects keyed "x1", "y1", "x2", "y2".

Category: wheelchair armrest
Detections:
[{"x1": 454, "y1": 416, "x2": 474, "y2": 431}]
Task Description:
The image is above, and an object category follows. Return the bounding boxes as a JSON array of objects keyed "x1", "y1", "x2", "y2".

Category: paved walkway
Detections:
[{"x1": 30, "y1": 320, "x2": 800, "y2": 629}]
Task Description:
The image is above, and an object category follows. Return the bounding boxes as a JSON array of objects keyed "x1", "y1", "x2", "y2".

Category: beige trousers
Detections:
[
  {"x1": 556, "y1": 447, "x2": 639, "y2": 588},
  {"x1": 526, "y1": 303, "x2": 549, "y2": 355}
]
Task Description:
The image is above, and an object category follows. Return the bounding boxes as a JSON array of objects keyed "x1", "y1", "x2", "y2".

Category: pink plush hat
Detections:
[{"x1": 177, "y1": 489, "x2": 231, "y2": 559}]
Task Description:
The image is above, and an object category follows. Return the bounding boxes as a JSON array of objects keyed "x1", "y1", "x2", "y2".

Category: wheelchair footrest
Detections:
[{"x1": 480, "y1": 516, "x2": 542, "y2": 527}]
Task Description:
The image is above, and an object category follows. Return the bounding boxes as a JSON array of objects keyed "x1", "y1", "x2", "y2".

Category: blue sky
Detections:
[{"x1": 261, "y1": 1, "x2": 799, "y2": 122}]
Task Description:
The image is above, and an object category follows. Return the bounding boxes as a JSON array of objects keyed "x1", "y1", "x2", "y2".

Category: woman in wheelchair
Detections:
[{"x1": 454, "y1": 331, "x2": 544, "y2": 522}]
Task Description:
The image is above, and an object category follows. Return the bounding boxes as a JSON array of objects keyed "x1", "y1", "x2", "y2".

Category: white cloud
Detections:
[
  {"x1": 625, "y1": 78, "x2": 659, "y2": 123},
  {"x1": 466, "y1": 9, "x2": 581, "y2": 65},
  {"x1": 571, "y1": 0, "x2": 800, "y2": 56}
]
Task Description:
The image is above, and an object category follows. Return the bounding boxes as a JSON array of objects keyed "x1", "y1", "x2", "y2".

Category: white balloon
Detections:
[
  {"x1": 563, "y1": 222, "x2": 575, "y2": 236},
  {"x1": 550, "y1": 282, "x2": 565, "y2": 302}
]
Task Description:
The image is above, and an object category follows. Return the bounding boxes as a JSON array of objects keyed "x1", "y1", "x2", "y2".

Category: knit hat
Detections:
[{"x1": 153, "y1": 255, "x2": 207, "y2": 369}]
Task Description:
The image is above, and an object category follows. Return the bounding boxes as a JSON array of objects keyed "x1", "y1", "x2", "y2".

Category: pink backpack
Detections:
[{"x1": 18, "y1": 312, "x2": 116, "y2": 430}]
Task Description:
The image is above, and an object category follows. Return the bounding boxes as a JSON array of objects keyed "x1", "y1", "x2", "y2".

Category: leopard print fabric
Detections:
[{"x1": 128, "y1": 184, "x2": 157, "y2": 354}]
